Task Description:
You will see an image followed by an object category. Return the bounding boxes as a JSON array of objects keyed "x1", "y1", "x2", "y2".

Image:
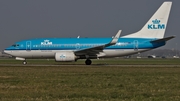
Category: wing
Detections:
[{"x1": 74, "y1": 30, "x2": 122, "y2": 56}]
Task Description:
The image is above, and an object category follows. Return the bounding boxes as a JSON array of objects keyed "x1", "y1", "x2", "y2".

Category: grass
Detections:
[{"x1": 0, "y1": 59, "x2": 180, "y2": 100}]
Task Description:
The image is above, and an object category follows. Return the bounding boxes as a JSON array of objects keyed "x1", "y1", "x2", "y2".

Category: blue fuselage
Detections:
[{"x1": 5, "y1": 38, "x2": 165, "y2": 51}]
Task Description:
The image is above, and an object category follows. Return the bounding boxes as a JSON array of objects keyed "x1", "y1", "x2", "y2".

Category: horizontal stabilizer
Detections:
[{"x1": 151, "y1": 36, "x2": 175, "y2": 43}]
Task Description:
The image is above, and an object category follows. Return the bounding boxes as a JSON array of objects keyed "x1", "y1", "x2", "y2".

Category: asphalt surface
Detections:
[{"x1": 0, "y1": 64, "x2": 180, "y2": 67}]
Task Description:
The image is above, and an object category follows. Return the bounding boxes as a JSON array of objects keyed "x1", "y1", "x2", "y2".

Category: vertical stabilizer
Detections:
[{"x1": 123, "y1": 2, "x2": 172, "y2": 38}]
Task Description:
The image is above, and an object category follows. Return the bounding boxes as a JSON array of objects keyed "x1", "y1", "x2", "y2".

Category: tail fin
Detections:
[{"x1": 123, "y1": 2, "x2": 172, "y2": 38}]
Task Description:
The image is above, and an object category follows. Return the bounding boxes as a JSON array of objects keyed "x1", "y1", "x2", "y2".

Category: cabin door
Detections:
[
  {"x1": 134, "y1": 40, "x2": 138, "y2": 51},
  {"x1": 26, "y1": 41, "x2": 31, "y2": 51}
]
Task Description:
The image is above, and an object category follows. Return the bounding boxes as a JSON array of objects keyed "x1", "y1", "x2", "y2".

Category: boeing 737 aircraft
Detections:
[{"x1": 4, "y1": 2, "x2": 174, "y2": 65}]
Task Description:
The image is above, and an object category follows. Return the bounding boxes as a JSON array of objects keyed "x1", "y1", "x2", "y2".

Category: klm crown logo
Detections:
[
  {"x1": 148, "y1": 19, "x2": 165, "y2": 29},
  {"x1": 41, "y1": 40, "x2": 52, "y2": 45},
  {"x1": 152, "y1": 19, "x2": 160, "y2": 24}
]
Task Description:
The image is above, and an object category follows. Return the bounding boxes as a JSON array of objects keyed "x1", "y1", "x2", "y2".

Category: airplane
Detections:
[{"x1": 4, "y1": 2, "x2": 174, "y2": 65}]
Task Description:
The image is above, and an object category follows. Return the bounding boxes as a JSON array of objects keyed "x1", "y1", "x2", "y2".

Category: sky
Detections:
[{"x1": 0, "y1": 0, "x2": 179, "y2": 50}]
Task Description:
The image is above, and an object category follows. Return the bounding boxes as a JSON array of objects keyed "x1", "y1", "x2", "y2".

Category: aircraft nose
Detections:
[
  {"x1": 3, "y1": 49, "x2": 11, "y2": 55},
  {"x1": 3, "y1": 50, "x2": 13, "y2": 57},
  {"x1": 3, "y1": 50, "x2": 8, "y2": 54}
]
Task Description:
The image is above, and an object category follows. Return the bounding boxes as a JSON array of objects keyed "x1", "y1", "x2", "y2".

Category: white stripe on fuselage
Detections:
[{"x1": 4, "y1": 49, "x2": 151, "y2": 59}]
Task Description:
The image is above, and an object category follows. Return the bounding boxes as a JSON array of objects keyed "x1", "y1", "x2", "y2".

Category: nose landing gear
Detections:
[{"x1": 23, "y1": 61, "x2": 27, "y2": 65}]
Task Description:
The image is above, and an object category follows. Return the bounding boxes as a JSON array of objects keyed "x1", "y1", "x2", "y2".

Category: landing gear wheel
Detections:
[
  {"x1": 85, "y1": 59, "x2": 92, "y2": 65},
  {"x1": 23, "y1": 61, "x2": 27, "y2": 65}
]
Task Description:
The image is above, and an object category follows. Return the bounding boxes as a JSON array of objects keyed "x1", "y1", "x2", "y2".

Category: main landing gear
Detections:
[
  {"x1": 85, "y1": 59, "x2": 92, "y2": 65},
  {"x1": 22, "y1": 61, "x2": 27, "y2": 65}
]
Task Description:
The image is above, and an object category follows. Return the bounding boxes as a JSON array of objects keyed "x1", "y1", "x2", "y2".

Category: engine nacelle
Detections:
[{"x1": 55, "y1": 51, "x2": 76, "y2": 62}]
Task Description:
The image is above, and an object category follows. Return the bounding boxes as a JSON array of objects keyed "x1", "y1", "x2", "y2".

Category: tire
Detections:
[
  {"x1": 85, "y1": 59, "x2": 92, "y2": 65},
  {"x1": 23, "y1": 61, "x2": 27, "y2": 65}
]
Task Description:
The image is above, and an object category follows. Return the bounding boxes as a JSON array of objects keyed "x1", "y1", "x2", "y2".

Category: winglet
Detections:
[{"x1": 110, "y1": 30, "x2": 122, "y2": 45}]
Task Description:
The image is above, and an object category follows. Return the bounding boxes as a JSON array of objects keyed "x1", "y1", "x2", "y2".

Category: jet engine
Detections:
[{"x1": 55, "y1": 51, "x2": 76, "y2": 62}]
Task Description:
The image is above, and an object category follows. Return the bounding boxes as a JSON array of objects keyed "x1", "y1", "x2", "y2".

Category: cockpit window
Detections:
[{"x1": 12, "y1": 44, "x2": 19, "y2": 47}]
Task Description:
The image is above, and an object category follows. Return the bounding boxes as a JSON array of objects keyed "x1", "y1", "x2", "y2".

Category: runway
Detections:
[{"x1": 1, "y1": 64, "x2": 180, "y2": 67}]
